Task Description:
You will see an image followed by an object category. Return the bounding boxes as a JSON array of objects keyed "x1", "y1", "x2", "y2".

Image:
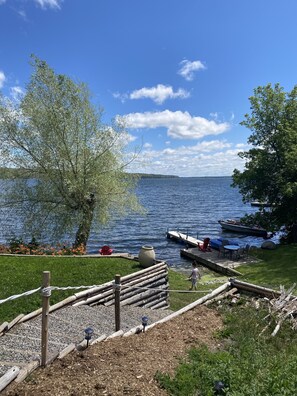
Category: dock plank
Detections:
[
  {"x1": 166, "y1": 231, "x2": 203, "y2": 247},
  {"x1": 180, "y1": 248, "x2": 242, "y2": 276}
]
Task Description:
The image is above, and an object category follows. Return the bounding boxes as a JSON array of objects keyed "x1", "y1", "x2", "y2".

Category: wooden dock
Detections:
[
  {"x1": 166, "y1": 230, "x2": 259, "y2": 276},
  {"x1": 180, "y1": 247, "x2": 242, "y2": 277},
  {"x1": 166, "y1": 230, "x2": 204, "y2": 247}
]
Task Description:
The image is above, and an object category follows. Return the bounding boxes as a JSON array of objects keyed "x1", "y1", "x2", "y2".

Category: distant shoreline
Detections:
[
  {"x1": 134, "y1": 173, "x2": 179, "y2": 178},
  {"x1": 134, "y1": 173, "x2": 232, "y2": 179},
  {"x1": 0, "y1": 168, "x2": 233, "y2": 179}
]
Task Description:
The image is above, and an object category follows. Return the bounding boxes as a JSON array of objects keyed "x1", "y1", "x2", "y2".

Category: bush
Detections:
[{"x1": 2, "y1": 237, "x2": 86, "y2": 255}]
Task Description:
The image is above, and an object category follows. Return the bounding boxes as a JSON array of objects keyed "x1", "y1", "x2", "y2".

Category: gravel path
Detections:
[{"x1": 0, "y1": 304, "x2": 173, "y2": 377}]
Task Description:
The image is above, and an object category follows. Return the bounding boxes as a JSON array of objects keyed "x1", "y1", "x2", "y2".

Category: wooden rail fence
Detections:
[{"x1": 1, "y1": 260, "x2": 169, "y2": 331}]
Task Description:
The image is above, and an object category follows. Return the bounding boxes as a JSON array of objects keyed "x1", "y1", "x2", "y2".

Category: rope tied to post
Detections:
[
  {"x1": 40, "y1": 287, "x2": 52, "y2": 297},
  {"x1": 112, "y1": 282, "x2": 122, "y2": 292}
]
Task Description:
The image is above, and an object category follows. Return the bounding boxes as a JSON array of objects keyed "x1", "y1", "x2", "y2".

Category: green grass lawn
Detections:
[
  {"x1": 1, "y1": 244, "x2": 296, "y2": 324},
  {"x1": 168, "y1": 270, "x2": 228, "y2": 311},
  {"x1": 237, "y1": 245, "x2": 297, "y2": 290},
  {"x1": 0, "y1": 255, "x2": 141, "y2": 323},
  {"x1": 0, "y1": 254, "x2": 226, "y2": 323}
]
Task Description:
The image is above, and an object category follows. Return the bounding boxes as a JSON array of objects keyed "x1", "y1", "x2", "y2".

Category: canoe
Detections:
[{"x1": 218, "y1": 219, "x2": 267, "y2": 237}]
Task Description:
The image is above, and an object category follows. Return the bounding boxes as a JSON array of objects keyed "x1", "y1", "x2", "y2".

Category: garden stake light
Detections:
[
  {"x1": 213, "y1": 380, "x2": 226, "y2": 395},
  {"x1": 84, "y1": 327, "x2": 94, "y2": 347},
  {"x1": 142, "y1": 316, "x2": 148, "y2": 332}
]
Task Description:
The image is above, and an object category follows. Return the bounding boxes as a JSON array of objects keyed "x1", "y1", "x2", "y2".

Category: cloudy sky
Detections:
[{"x1": 1, "y1": 0, "x2": 297, "y2": 176}]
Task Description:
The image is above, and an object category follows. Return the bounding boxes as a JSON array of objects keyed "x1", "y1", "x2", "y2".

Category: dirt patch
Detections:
[{"x1": 3, "y1": 306, "x2": 223, "y2": 396}]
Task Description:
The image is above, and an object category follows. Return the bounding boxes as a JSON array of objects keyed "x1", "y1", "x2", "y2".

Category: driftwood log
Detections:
[
  {"x1": 271, "y1": 285, "x2": 297, "y2": 336},
  {"x1": 229, "y1": 279, "x2": 281, "y2": 299},
  {"x1": 204, "y1": 287, "x2": 238, "y2": 305},
  {"x1": 260, "y1": 284, "x2": 297, "y2": 336}
]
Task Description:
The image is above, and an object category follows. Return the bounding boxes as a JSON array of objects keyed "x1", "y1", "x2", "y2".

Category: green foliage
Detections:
[
  {"x1": 232, "y1": 83, "x2": 297, "y2": 241},
  {"x1": 156, "y1": 305, "x2": 297, "y2": 395},
  {"x1": 1, "y1": 237, "x2": 85, "y2": 255},
  {"x1": 0, "y1": 55, "x2": 141, "y2": 248}
]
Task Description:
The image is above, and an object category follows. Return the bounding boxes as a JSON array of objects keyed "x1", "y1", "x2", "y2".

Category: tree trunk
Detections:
[{"x1": 74, "y1": 194, "x2": 95, "y2": 249}]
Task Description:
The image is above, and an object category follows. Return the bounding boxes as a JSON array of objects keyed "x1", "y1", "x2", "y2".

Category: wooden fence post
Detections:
[
  {"x1": 114, "y1": 274, "x2": 121, "y2": 331},
  {"x1": 41, "y1": 271, "x2": 51, "y2": 367}
]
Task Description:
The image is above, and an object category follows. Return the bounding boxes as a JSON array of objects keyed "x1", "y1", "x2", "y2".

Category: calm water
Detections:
[
  {"x1": 0, "y1": 177, "x2": 277, "y2": 272},
  {"x1": 87, "y1": 177, "x2": 277, "y2": 271}
]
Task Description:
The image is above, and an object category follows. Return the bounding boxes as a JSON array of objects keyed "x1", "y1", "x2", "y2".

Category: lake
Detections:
[
  {"x1": 87, "y1": 176, "x2": 277, "y2": 271},
  {"x1": 0, "y1": 177, "x2": 277, "y2": 272}
]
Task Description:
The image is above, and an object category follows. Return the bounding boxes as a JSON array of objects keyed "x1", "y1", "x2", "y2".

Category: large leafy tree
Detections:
[
  {"x1": 0, "y1": 56, "x2": 141, "y2": 249},
  {"x1": 232, "y1": 83, "x2": 297, "y2": 242}
]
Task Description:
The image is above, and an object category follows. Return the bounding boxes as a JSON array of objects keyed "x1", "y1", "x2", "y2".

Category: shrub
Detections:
[{"x1": 2, "y1": 237, "x2": 86, "y2": 255}]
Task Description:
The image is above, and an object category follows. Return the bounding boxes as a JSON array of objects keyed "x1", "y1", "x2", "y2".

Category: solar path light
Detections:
[
  {"x1": 142, "y1": 316, "x2": 148, "y2": 332},
  {"x1": 213, "y1": 380, "x2": 226, "y2": 395},
  {"x1": 84, "y1": 327, "x2": 94, "y2": 347}
]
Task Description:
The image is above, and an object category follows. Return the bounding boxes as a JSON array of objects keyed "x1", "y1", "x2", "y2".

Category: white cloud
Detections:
[
  {"x1": 125, "y1": 133, "x2": 137, "y2": 143},
  {"x1": 34, "y1": 0, "x2": 63, "y2": 9},
  {"x1": 10, "y1": 86, "x2": 25, "y2": 101},
  {"x1": 186, "y1": 140, "x2": 231, "y2": 153},
  {"x1": 144, "y1": 140, "x2": 231, "y2": 157},
  {"x1": 124, "y1": 110, "x2": 230, "y2": 140},
  {"x1": 0, "y1": 0, "x2": 62, "y2": 11},
  {"x1": 143, "y1": 142, "x2": 152, "y2": 149},
  {"x1": 178, "y1": 59, "x2": 206, "y2": 81},
  {"x1": 0, "y1": 70, "x2": 6, "y2": 88},
  {"x1": 127, "y1": 142, "x2": 245, "y2": 177},
  {"x1": 130, "y1": 84, "x2": 190, "y2": 105}
]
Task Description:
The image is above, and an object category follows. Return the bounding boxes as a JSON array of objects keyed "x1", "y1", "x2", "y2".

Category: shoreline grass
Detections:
[
  {"x1": 1, "y1": 244, "x2": 296, "y2": 323},
  {"x1": 237, "y1": 244, "x2": 297, "y2": 289}
]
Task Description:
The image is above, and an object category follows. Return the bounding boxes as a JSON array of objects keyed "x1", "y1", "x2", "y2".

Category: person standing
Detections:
[{"x1": 188, "y1": 261, "x2": 200, "y2": 290}]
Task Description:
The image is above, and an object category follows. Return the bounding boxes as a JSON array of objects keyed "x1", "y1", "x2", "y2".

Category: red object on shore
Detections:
[
  {"x1": 99, "y1": 245, "x2": 113, "y2": 255},
  {"x1": 198, "y1": 237, "x2": 212, "y2": 252}
]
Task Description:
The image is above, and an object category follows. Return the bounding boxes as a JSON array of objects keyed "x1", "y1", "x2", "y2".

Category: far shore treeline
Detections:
[{"x1": 0, "y1": 168, "x2": 179, "y2": 179}]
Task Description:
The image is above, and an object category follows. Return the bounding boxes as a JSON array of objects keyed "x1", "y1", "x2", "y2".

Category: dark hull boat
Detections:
[
  {"x1": 218, "y1": 219, "x2": 267, "y2": 237},
  {"x1": 251, "y1": 201, "x2": 272, "y2": 208}
]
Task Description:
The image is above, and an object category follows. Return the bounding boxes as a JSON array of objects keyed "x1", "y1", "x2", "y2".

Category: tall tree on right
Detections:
[{"x1": 232, "y1": 83, "x2": 297, "y2": 242}]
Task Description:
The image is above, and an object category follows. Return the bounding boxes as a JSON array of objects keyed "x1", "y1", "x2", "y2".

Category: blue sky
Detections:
[{"x1": 1, "y1": 0, "x2": 297, "y2": 177}]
